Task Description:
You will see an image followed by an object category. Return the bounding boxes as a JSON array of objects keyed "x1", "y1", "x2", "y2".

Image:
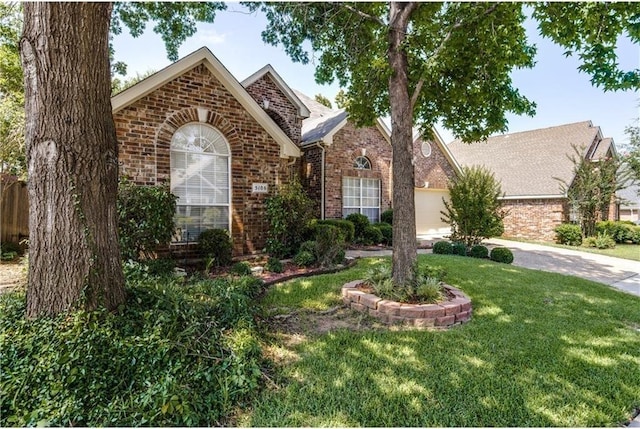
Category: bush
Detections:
[
  {"x1": 554, "y1": 223, "x2": 583, "y2": 246},
  {"x1": 595, "y1": 220, "x2": 633, "y2": 243},
  {"x1": 381, "y1": 209, "x2": 393, "y2": 225},
  {"x1": 117, "y1": 180, "x2": 177, "y2": 261},
  {"x1": 265, "y1": 179, "x2": 315, "y2": 258},
  {"x1": 584, "y1": 232, "x2": 616, "y2": 249},
  {"x1": 451, "y1": 242, "x2": 467, "y2": 256},
  {"x1": 316, "y1": 219, "x2": 355, "y2": 243},
  {"x1": 199, "y1": 228, "x2": 233, "y2": 267},
  {"x1": 490, "y1": 247, "x2": 514, "y2": 264},
  {"x1": 0, "y1": 273, "x2": 263, "y2": 427},
  {"x1": 469, "y1": 245, "x2": 489, "y2": 259},
  {"x1": 363, "y1": 225, "x2": 384, "y2": 245},
  {"x1": 631, "y1": 226, "x2": 640, "y2": 245},
  {"x1": 432, "y1": 240, "x2": 453, "y2": 255},
  {"x1": 374, "y1": 223, "x2": 393, "y2": 246},
  {"x1": 293, "y1": 250, "x2": 315, "y2": 267},
  {"x1": 313, "y1": 224, "x2": 346, "y2": 267},
  {"x1": 230, "y1": 261, "x2": 252, "y2": 276},
  {"x1": 1, "y1": 241, "x2": 23, "y2": 261},
  {"x1": 265, "y1": 257, "x2": 283, "y2": 273},
  {"x1": 441, "y1": 165, "x2": 506, "y2": 247},
  {"x1": 299, "y1": 240, "x2": 317, "y2": 255},
  {"x1": 345, "y1": 213, "x2": 370, "y2": 242}
]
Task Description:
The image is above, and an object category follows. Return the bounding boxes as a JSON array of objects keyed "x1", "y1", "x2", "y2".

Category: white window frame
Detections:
[
  {"x1": 170, "y1": 123, "x2": 231, "y2": 242},
  {"x1": 353, "y1": 156, "x2": 372, "y2": 170},
  {"x1": 342, "y1": 176, "x2": 381, "y2": 223}
]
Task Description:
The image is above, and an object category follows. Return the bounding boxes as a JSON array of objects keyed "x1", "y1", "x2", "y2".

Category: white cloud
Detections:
[{"x1": 198, "y1": 29, "x2": 226, "y2": 45}]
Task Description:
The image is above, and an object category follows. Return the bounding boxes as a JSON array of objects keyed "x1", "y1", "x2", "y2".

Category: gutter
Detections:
[{"x1": 499, "y1": 194, "x2": 566, "y2": 201}]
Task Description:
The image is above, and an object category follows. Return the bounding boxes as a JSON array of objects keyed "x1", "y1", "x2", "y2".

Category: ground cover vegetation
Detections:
[
  {"x1": 0, "y1": 264, "x2": 264, "y2": 427},
  {"x1": 244, "y1": 255, "x2": 640, "y2": 427}
]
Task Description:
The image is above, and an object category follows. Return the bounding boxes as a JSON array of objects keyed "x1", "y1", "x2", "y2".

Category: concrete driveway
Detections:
[{"x1": 485, "y1": 238, "x2": 640, "y2": 297}]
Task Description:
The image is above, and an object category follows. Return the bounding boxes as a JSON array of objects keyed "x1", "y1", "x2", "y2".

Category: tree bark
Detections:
[
  {"x1": 388, "y1": 2, "x2": 418, "y2": 287},
  {"x1": 21, "y1": 2, "x2": 125, "y2": 318}
]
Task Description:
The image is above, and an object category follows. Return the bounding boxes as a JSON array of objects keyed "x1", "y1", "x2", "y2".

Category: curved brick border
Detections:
[{"x1": 342, "y1": 280, "x2": 472, "y2": 328}]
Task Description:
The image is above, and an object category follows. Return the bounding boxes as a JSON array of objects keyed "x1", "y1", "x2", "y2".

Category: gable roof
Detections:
[
  {"x1": 241, "y1": 64, "x2": 310, "y2": 118},
  {"x1": 293, "y1": 90, "x2": 391, "y2": 145},
  {"x1": 413, "y1": 127, "x2": 463, "y2": 176},
  {"x1": 447, "y1": 121, "x2": 603, "y2": 198},
  {"x1": 111, "y1": 47, "x2": 300, "y2": 158}
]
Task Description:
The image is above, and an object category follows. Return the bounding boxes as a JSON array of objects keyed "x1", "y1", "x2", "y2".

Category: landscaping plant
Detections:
[
  {"x1": 584, "y1": 232, "x2": 616, "y2": 249},
  {"x1": 490, "y1": 247, "x2": 514, "y2": 264},
  {"x1": 0, "y1": 269, "x2": 264, "y2": 427},
  {"x1": 117, "y1": 179, "x2": 177, "y2": 261},
  {"x1": 554, "y1": 223, "x2": 583, "y2": 246},
  {"x1": 198, "y1": 228, "x2": 233, "y2": 268},
  {"x1": 265, "y1": 179, "x2": 314, "y2": 258},
  {"x1": 432, "y1": 240, "x2": 453, "y2": 255},
  {"x1": 345, "y1": 213, "x2": 371, "y2": 244},
  {"x1": 469, "y1": 245, "x2": 489, "y2": 259},
  {"x1": 381, "y1": 209, "x2": 393, "y2": 225},
  {"x1": 265, "y1": 257, "x2": 284, "y2": 273},
  {"x1": 441, "y1": 165, "x2": 506, "y2": 248}
]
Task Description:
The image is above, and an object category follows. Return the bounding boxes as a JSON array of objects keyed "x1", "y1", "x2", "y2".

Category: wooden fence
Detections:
[{"x1": 1, "y1": 176, "x2": 29, "y2": 244}]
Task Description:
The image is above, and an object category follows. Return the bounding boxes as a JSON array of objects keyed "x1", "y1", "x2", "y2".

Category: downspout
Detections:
[{"x1": 308, "y1": 141, "x2": 326, "y2": 220}]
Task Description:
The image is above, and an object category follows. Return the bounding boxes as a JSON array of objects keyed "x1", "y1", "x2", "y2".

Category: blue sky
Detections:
[{"x1": 111, "y1": 4, "x2": 639, "y2": 148}]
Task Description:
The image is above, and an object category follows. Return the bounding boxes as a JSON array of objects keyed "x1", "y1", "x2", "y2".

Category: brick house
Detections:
[
  {"x1": 111, "y1": 46, "x2": 456, "y2": 255},
  {"x1": 447, "y1": 121, "x2": 619, "y2": 241}
]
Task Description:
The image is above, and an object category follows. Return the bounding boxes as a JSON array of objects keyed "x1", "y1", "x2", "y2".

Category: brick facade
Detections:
[
  {"x1": 413, "y1": 138, "x2": 457, "y2": 189},
  {"x1": 114, "y1": 64, "x2": 293, "y2": 255},
  {"x1": 314, "y1": 123, "x2": 393, "y2": 220},
  {"x1": 244, "y1": 74, "x2": 302, "y2": 145},
  {"x1": 501, "y1": 198, "x2": 569, "y2": 241}
]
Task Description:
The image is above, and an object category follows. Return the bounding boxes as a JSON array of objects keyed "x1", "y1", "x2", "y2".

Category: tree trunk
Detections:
[
  {"x1": 21, "y1": 2, "x2": 125, "y2": 318},
  {"x1": 388, "y1": 2, "x2": 418, "y2": 287}
]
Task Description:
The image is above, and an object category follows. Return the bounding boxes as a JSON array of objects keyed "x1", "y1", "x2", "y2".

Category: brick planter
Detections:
[{"x1": 342, "y1": 280, "x2": 472, "y2": 328}]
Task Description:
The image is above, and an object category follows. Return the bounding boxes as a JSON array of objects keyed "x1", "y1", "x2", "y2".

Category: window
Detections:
[
  {"x1": 421, "y1": 141, "x2": 432, "y2": 158},
  {"x1": 353, "y1": 156, "x2": 371, "y2": 170},
  {"x1": 170, "y1": 123, "x2": 230, "y2": 242},
  {"x1": 343, "y1": 177, "x2": 380, "y2": 222}
]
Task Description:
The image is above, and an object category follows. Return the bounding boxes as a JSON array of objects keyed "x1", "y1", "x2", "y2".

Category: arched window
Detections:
[
  {"x1": 170, "y1": 123, "x2": 230, "y2": 242},
  {"x1": 353, "y1": 156, "x2": 371, "y2": 170},
  {"x1": 421, "y1": 141, "x2": 432, "y2": 158}
]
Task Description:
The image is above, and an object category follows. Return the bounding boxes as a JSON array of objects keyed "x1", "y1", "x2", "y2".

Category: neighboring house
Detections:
[
  {"x1": 618, "y1": 183, "x2": 640, "y2": 222},
  {"x1": 447, "y1": 121, "x2": 618, "y2": 241}
]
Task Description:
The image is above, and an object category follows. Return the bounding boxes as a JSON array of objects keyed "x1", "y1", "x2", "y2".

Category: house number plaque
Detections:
[{"x1": 252, "y1": 183, "x2": 268, "y2": 193}]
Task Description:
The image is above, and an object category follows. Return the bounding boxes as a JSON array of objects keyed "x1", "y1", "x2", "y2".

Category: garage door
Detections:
[{"x1": 414, "y1": 188, "x2": 450, "y2": 236}]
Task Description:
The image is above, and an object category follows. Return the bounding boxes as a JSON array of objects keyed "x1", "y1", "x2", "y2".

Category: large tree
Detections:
[
  {"x1": 251, "y1": 2, "x2": 640, "y2": 287},
  {"x1": 20, "y1": 2, "x2": 225, "y2": 318}
]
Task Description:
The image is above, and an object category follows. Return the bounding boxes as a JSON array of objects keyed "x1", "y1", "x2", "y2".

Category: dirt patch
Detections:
[{"x1": 0, "y1": 259, "x2": 27, "y2": 294}]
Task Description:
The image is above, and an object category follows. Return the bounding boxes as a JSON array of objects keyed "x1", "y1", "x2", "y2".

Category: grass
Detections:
[
  {"x1": 503, "y1": 237, "x2": 640, "y2": 261},
  {"x1": 241, "y1": 256, "x2": 640, "y2": 427}
]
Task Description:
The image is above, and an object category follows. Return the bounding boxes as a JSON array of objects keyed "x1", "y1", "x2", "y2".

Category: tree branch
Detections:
[
  {"x1": 409, "y1": 2, "x2": 500, "y2": 109},
  {"x1": 336, "y1": 2, "x2": 385, "y2": 27}
]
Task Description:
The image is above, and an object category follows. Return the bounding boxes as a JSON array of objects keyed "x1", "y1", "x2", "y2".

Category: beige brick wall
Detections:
[
  {"x1": 501, "y1": 198, "x2": 569, "y2": 241},
  {"x1": 114, "y1": 64, "x2": 293, "y2": 255}
]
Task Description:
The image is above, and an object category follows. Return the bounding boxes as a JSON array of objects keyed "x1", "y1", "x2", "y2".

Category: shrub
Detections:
[
  {"x1": 293, "y1": 250, "x2": 315, "y2": 267},
  {"x1": 469, "y1": 245, "x2": 489, "y2": 259},
  {"x1": 595, "y1": 220, "x2": 633, "y2": 243},
  {"x1": 432, "y1": 240, "x2": 453, "y2": 255},
  {"x1": 490, "y1": 247, "x2": 514, "y2": 264},
  {"x1": 451, "y1": 242, "x2": 467, "y2": 256},
  {"x1": 265, "y1": 179, "x2": 314, "y2": 258},
  {"x1": 316, "y1": 219, "x2": 355, "y2": 243},
  {"x1": 230, "y1": 261, "x2": 252, "y2": 276},
  {"x1": 313, "y1": 224, "x2": 346, "y2": 267},
  {"x1": 0, "y1": 273, "x2": 263, "y2": 427},
  {"x1": 381, "y1": 209, "x2": 393, "y2": 225},
  {"x1": 631, "y1": 226, "x2": 640, "y2": 245},
  {"x1": 415, "y1": 277, "x2": 444, "y2": 303},
  {"x1": 374, "y1": 223, "x2": 393, "y2": 246},
  {"x1": 117, "y1": 179, "x2": 177, "y2": 261},
  {"x1": 441, "y1": 165, "x2": 506, "y2": 247},
  {"x1": 299, "y1": 240, "x2": 317, "y2": 255},
  {"x1": 363, "y1": 225, "x2": 384, "y2": 245},
  {"x1": 345, "y1": 213, "x2": 370, "y2": 241},
  {"x1": 584, "y1": 232, "x2": 616, "y2": 249},
  {"x1": 265, "y1": 257, "x2": 283, "y2": 273},
  {"x1": 1, "y1": 241, "x2": 22, "y2": 261},
  {"x1": 198, "y1": 228, "x2": 233, "y2": 267},
  {"x1": 554, "y1": 223, "x2": 583, "y2": 246}
]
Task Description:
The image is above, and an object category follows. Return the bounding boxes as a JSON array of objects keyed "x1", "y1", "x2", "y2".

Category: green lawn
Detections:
[
  {"x1": 503, "y1": 238, "x2": 640, "y2": 261},
  {"x1": 241, "y1": 256, "x2": 640, "y2": 427}
]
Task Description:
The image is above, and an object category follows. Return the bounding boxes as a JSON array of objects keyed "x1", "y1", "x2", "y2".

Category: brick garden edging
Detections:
[{"x1": 342, "y1": 280, "x2": 472, "y2": 328}]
